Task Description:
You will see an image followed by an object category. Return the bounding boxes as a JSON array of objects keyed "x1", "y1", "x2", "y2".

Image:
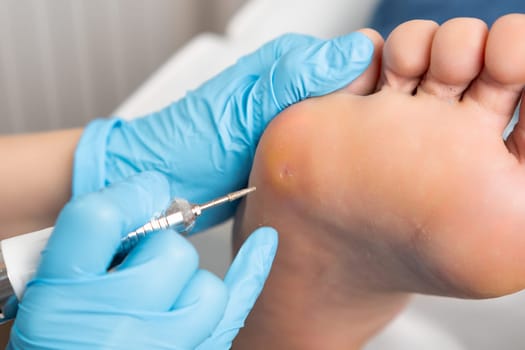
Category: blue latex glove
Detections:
[
  {"x1": 8, "y1": 172, "x2": 278, "y2": 350},
  {"x1": 73, "y1": 32, "x2": 374, "y2": 231}
]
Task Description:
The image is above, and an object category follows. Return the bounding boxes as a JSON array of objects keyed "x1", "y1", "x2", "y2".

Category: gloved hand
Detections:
[
  {"x1": 8, "y1": 172, "x2": 278, "y2": 350},
  {"x1": 73, "y1": 32, "x2": 374, "y2": 231}
]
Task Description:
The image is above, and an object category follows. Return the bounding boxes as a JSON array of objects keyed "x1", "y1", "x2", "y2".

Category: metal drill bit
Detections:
[
  {"x1": 193, "y1": 186, "x2": 256, "y2": 215},
  {"x1": 117, "y1": 186, "x2": 257, "y2": 262}
]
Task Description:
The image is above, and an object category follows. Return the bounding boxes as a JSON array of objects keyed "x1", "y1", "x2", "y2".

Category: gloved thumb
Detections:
[
  {"x1": 196, "y1": 227, "x2": 278, "y2": 350},
  {"x1": 272, "y1": 31, "x2": 374, "y2": 109},
  {"x1": 247, "y1": 31, "x2": 374, "y2": 140},
  {"x1": 38, "y1": 172, "x2": 171, "y2": 280}
]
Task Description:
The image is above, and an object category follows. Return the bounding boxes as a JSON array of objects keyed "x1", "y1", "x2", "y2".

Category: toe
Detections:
[
  {"x1": 463, "y1": 14, "x2": 525, "y2": 132},
  {"x1": 343, "y1": 28, "x2": 384, "y2": 95},
  {"x1": 379, "y1": 20, "x2": 438, "y2": 94},
  {"x1": 418, "y1": 18, "x2": 488, "y2": 101}
]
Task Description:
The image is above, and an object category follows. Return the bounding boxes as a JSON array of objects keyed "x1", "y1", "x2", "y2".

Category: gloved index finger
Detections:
[
  {"x1": 37, "y1": 171, "x2": 171, "y2": 280},
  {"x1": 196, "y1": 227, "x2": 278, "y2": 349}
]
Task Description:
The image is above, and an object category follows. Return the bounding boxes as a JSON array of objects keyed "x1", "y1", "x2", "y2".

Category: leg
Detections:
[{"x1": 233, "y1": 15, "x2": 525, "y2": 350}]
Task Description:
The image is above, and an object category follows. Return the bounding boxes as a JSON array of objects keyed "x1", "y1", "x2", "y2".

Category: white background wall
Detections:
[{"x1": 0, "y1": 0, "x2": 245, "y2": 134}]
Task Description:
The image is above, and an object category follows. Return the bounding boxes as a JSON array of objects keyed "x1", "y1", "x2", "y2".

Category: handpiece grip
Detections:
[
  {"x1": 0, "y1": 228, "x2": 53, "y2": 323},
  {"x1": 0, "y1": 199, "x2": 197, "y2": 323},
  {"x1": 112, "y1": 198, "x2": 196, "y2": 265}
]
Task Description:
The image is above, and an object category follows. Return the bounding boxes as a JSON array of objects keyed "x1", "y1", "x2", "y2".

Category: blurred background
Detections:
[
  {"x1": 0, "y1": 0, "x2": 245, "y2": 134},
  {"x1": 2, "y1": 1, "x2": 525, "y2": 349}
]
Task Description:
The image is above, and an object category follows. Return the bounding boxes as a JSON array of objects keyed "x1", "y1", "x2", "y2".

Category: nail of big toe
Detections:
[
  {"x1": 343, "y1": 28, "x2": 384, "y2": 96},
  {"x1": 463, "y1": 14, "x2": 525, "y2": 130},
  {"x1": 379, "y1": 20, "x2": 438, "y2": 94},
  {"x1": 418, "y1": 18, "x2": 488, "y2": 101}
]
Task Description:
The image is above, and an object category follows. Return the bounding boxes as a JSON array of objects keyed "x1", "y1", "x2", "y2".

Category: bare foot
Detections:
[{"x1": 233, "y1": 15, "x2": 525, "y2": 350}]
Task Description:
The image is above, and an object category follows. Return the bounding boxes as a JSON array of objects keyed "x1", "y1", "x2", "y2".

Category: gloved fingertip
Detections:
[
  {"x1": 244, "y1": 227, "x2": 278, "y2": 271},
  {"x1": 328, "y1": 31, "x2": 375, "y2": 69},
  {"x1": 198, "y1": 228, "x2": 278, "y2": 348},
  {"x1": 224, "y1": 227, "x2": 278, "y2": 288},
  {"x1": 342, "y1": 31, "x2": 375, "y2": 58},
  {"x1": 271, "y1": 31, "x2": 376, "y2": 105}
]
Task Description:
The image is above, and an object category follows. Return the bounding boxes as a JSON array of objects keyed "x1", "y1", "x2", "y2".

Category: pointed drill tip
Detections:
[
  {"x1": 229, "y1": 186, "x2": 256, "y2": 201},
  {"x1": 197, "y1": 187, "x2": 257, "y2": 212}
]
